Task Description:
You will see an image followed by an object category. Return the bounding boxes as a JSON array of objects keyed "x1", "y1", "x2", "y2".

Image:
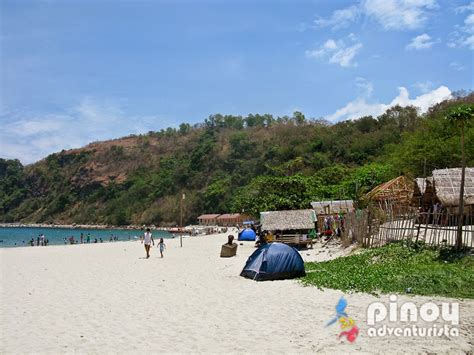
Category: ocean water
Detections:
[{"x1": 0, "y1": 227, "x2": 173, "y2": 248}]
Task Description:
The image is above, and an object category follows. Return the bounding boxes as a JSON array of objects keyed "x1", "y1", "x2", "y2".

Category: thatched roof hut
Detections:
[
  {"x1": 366, "y1": 175, "x2": 414, "y2": 208},
  {"x1": 260, "y1": 209, "x2": 316, "y2": 231},
  {"x1": 310, "y1": 200, "x2": 354, "y2": 215},
  {"x1": 432, "y1": 168, "x2": 474, "y2": 207},
  {"x1": 413, "y1": 177, "x2": 435, "y2": 208},
  {"x1": 415, "y1": 178, "x2": 428, "y2": 194}
]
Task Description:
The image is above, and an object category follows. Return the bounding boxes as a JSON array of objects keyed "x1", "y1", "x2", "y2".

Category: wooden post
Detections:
[
  {"x1": 457, "y1": 137, "x2": 466, "y2": 251},
  {"x1": 180, "y1": 193, "x2": 185, "y2": 247},
  {"x1": 423, "y1": 214, "x2": 429, "y2": 244},
  {"x1": 367, "y1": 209, "x2": 372, "y2": 248}
]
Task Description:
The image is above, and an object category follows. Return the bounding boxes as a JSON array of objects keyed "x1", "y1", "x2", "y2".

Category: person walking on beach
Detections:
[
  {"x1": 158, "y1": 238, "x2": 166, "y2": 258},
  {"x1": 142, "y1": 228, "x2": 154, "y2": 258}
]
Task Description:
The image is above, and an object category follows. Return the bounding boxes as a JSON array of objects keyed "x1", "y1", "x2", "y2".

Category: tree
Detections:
[
  {"x1": 446, "y1": 104, "x2": 474, "y2": 250},
  {"x1": 179, "y1": 123, "x2": 191, "y2": 135},
  {"x1": 292, "y1": 111, "x2": 306, "y2": 125}
]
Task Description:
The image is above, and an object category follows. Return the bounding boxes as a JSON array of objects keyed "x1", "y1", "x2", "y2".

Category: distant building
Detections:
[
  {"x1": 216, "y1": 213, "x2": 247, "y2": 226},
  {"x1": 310, "y1": 200, "x2": 354, "y2": 215},
  {"x1": 197, "y1": 214, "x2": 221, "y2": 226}
]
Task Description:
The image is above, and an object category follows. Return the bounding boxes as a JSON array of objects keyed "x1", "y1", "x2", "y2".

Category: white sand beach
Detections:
[{"x1": 1, "y1": 232, "x2": 473, "y2": 353}]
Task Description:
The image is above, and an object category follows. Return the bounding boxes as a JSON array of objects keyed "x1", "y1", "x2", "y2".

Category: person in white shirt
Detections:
[{"x1": 142, "y1": 228, "x2": 154, "y2": 258}]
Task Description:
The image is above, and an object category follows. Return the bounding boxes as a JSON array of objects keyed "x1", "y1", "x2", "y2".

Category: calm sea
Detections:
[{"x1": 0, "y1": 227, "x2": 173, "y2": 248}]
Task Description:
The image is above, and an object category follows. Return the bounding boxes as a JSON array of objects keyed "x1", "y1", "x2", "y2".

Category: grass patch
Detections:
[{"x1": 301, "y1": 242, "x2": 474, "y2": 299}]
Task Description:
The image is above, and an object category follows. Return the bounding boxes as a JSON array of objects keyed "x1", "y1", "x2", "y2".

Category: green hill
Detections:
[{"x1": 1, "y1": 94, "x2": 473, "y2": 225}]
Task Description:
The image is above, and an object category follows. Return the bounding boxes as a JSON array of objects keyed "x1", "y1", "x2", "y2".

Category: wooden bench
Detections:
[{"x1": 274, "y1": 235, "x2": 313, "y2": 249}]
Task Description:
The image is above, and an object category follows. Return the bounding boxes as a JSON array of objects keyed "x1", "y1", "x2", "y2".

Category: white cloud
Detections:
[
  {"x1": 466, "y1": 13, "x2": 474, "y2": 25},
  {"x1": 449, "y1": 61, "x2": 466, "y2": 71},
  {"x1": 406, "y1": 33, "x2": 436, "y2": 50},
  {"x1": 306, "y1": 36, "x2": 363, "y2": 67},
  {"x1": 329, "y1": 43, "x2": 363, "y2": 67},
  {"x1": 356, "y1": 77, "x2": 374, "y2": 98},
  {"x1": 461, "y1": 35, "x2": 474, "y2": 48},
  {"x1": 413, "y1": 80, "x2": 435, "y2": 93},
  {"x1": 347, "y1": 33, "x2": 357, "y2": 41},
  {"x1": 455, "y1": 2, "x2": 474, "y2": 14},
  {"x1": 0, "y1": 98, "x2": 172, "y2": 164},
  {"x1": 75, "y1": 97, "x2": 124, "y2": 126},
  {"x1": 363, "y1": 0, "x2": 438, "y2": 30},
  {"x1": 314, "y1": 5, "x2": 361, "y2": 30},
  {"x1": 448, "y1": 5, "x2": 474, "y2": 49},
  {"x1": 314, "y1": 0, "x2": 438, "y2": 32},
  {"x1": 326, "y1": 85, "x2": 452, "y2": 122},
  {"x1": 324, "y1": 39, "x2": 338, "y2": 50},
  {"x1": 5, "y1": 117, "x2": 66, "y2": 137}
]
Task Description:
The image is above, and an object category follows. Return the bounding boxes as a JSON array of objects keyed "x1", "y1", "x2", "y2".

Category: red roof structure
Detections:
[
  {"x1": 197, "y1": 214, "x2": 221, "y2": 225},
  {"x1": 216, "y1": 213, "x2": 247, "y2": 226}
]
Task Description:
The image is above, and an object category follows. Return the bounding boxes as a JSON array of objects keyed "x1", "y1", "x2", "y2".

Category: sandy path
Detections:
[{"x1": 1, "y1": 233, "x2": 473, "y2": 353}]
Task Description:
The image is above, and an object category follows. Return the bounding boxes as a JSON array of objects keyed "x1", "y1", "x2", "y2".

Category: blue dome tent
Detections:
[
  {"x1": 239, "y1": 228, "x2": 256, "y2": 241},
  {"x1": 240, "y1": 242, "x2": 306, "y2": 281}
]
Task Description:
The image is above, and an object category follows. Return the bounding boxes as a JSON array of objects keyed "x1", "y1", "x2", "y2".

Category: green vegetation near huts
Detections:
[
  {"x1": 302, "y1": 242, "x2": 474, "y2": 299},
  {"x1": 0, "y1": 94, "x2": 473, "y2": 225}
]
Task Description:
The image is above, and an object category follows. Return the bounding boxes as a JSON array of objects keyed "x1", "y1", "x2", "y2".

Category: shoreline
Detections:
[
  {"x1": 0, "y1": 222, "x2": 230, "y2": 232},
  {"x1": 0, "y1": 222, "x2": 219, "y2": 232},
  {"x1": 0, "y1": 222, "x2": 156, "y2": 230}
]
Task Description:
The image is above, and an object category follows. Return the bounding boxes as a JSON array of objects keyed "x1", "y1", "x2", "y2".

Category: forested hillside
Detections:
[{"x1": 1, "y1": 94, "x2": 473, "y2": 225}]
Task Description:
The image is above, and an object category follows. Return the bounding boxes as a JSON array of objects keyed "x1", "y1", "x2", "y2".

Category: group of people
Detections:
[
  {"x1": 29, "y1": 234, "x2": 48, "y2": 246},
  {"x1": 25, "y1": 230, "x2": 167, "y2": 255},
  {"x1": 141, "y1": 228, "x2": 166, "y2": 259},
  {"x1": 320, "y1": 214, "x2": 345, "y2": 239},
  {"x1": 64, "y1": 233, "x2": 94, "y2": 244},
  {"x1": 66, "y1": 233, "x2": 126, "y2": 244},
  {"x1": 27, "y1": 232, "x2": 129, "y2": 246}
]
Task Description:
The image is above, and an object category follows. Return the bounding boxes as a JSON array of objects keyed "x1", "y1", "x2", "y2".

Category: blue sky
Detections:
[{"x1": 1, "y1": 0, "x2": 473, "y2": 164}]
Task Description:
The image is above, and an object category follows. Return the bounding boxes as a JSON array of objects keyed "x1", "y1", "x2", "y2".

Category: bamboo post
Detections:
[
  {"x1": 469, "y1": 213, "x2": 473, "y2": 248},
  {"x1": 427, "y1": 213, "x2": 433, "y2": 246},
  {"x1": 456, "y1": 127, "x2": 466, "y2": 251},
  {"x1": 367, "y1": 209, "x2": 372, "y2": 248},
  {"x1": 470, "y1": 214, "x2": 473, "y2": 248},
  {"x1": 180, "y1": 193, "x2": 185, "y2": 248},
  {"x1": 423, "y1": 212, "x2": 429, "y2": 244}
]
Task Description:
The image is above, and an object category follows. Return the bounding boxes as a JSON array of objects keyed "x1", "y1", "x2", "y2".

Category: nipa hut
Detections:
[
  {"x1": 310, "y1": 200, "x2": 354, "y2": 235},
  {"x1": 310, "y1": 200, "x2": 354, "y2": 215},
  {"x1": 260, "y1": 209, "x2": 316, "y2": 232},
  {"x1": 431, "y1": 168, "x2": 474, "y2": 214},
  {"x1": 366, "y1": 175, "x2": 415, "y2": 212},
  {"x1": 412, "y1": 177, "x2": 435, "y2": 209}
]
